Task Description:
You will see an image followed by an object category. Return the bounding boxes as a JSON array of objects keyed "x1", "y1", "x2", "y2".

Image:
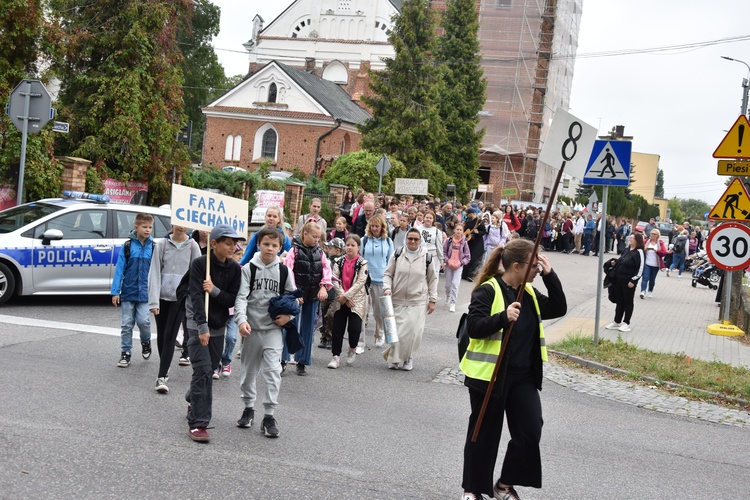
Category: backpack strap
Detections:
[
  {"x1": 248, "y1": 262, "x2": 257, "y2": 298},
  {"x1": 279, "y1": 263, "x2": 288, "y2": 295},
  {"x1": 123, "y1": 239, "x2": 131, "y2": 264}
]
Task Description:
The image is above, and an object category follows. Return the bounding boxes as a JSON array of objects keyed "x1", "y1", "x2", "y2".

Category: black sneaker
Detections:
[
  {"x1": 117, "y1": 352, "x2": 131, "y2": 367},
  {"x1": 325, "y1": 340, "x2": 332, "y2": 350},
  {"x1": 317, "y1": 337, "x2": 328, "y2": 349},
  {"x1": 280, "y1": 361, "x2": 287, "y2": 375},
  {"x1": 261, "y1": 415, "x2": 279, "y2": 438},
  {"x1": 141, "y1": 341, "x2": 152, "y2": 360},
  {"x1": 296, "y1": 364, "x2": 306, "y2": 376},
  {"x1": 237, "y1": 407, "x2": 254, "y2": 428}
]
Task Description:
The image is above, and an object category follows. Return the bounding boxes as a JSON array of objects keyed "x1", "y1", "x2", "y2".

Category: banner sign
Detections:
[
  {"x1": 395, "y1": 178, "x2": 429, "y2": 195},
  {"x1": 103, "y1": 178, "x2": 149, "y2": 205},
  {"x1": 171, "y1": 184, "x2": 249, "y2": 235},
  {"x1": 251, "y1": 190, "x2": 286, "y2": 224}
]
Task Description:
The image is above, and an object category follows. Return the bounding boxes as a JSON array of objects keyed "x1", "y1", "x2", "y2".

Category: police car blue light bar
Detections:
[{"x1": 62, "y1": 191, "x2": 110, "y2": 203}]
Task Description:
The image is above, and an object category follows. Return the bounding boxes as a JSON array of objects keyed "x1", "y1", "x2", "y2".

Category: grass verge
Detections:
[{"x1": 550, "y1": 333, "x2": 750, "y2": 408}]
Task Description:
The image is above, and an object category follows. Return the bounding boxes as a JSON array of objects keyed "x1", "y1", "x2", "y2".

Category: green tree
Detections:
[
  {"x1": 178, "y1": 0, "x2": 229, "y2": 162},
  {"x1": 668, "y1": 198, "x2": 685, "y2": 223},
  {"x1": 0, "y1": 0, "x2": 63, "y2": 202},
  {"x1": 679, "y1": 197, "x2": 711, "y2": 222},
  {"x1": 48, "y1": 0, "x2": 192, "y2": 203},
  {"x1": 360, "y1": 0, "x2": 447, "y2": 194},
  {"x1": 435, "y1": 0, "x2": 486, "y2": 200},
  {"x1": 655, "y1": 168, "x2": 664, "y2": 198},
  {"x1": 323, "y1": 151, "x2": 407, "y2": 194}
]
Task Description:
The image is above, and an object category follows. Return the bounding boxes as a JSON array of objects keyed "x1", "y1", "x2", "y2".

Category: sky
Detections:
[{"x1": 208, "y1": 0, "x2": 750, "y2": 204}]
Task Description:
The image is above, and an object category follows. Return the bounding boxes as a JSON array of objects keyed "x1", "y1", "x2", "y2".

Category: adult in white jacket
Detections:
[{"x1": 382, "y1": 228, "x2": 438, "y2": 371}]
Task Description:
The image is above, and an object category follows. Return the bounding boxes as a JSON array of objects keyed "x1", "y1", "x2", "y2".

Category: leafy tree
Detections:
[
  {"x1": 668, "y1": 198, "x2": 685, "y2": 223},
  {"x1": 47, "y1": 0, "x2": 192, "y2": 203},
  {"x1": 323, "y1": 151, "x2": 407, "y2": 194},
  {"x1": 655, "y1": 168, "x2": 664, "y2": 198},
  {"x1": 0, "y1": 0, "x2": 62, "y2": 202},
  {"x1": 360, "y1": 0, "x2": 447, "y2": 194},
  {"x1": 679, "y1": 197, "x2": 710, "y2": 222},
  {"x1": 435, "y1": 0, "x2": 486, "y2": 200},
  {"x1": 178, "y1": 0, "x2": 228, "y2": 162},
  {"x1": 190, "y1": 166, "x2": 253, "y2": 199},
  {"x1": 575, "y1": 183, "x2": 594, "y2": 202}
]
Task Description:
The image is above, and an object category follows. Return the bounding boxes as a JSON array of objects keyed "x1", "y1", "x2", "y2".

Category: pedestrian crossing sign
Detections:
[
  {"x1": 709, "y1": 178, "x2": 750, "y2": 221},
  {"x1": 582, "y1": 140, "x2": 632, "y2": 186}
]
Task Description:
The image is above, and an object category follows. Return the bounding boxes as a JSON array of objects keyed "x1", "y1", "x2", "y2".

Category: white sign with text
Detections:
[
  {"x1": 395, "y1": 178, "x2": 429, "y2": 195},
  {"x1": 171, "y1": 184, "x2": 249, "y2": 236}
]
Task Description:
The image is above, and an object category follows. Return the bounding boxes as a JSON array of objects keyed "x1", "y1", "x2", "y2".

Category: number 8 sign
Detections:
[
  {"x1": 537, "y1": 109, "x2": 597, "y2": 180},
  {"x1": 706, "y1": 223, "x2": 750, "y2": 271}
]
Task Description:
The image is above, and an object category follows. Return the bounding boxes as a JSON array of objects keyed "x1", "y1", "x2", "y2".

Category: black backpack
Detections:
[
  {"x1": 332, "y1": 255, "x2": 370, "y2": 294},
  {"x1": 456, "y1": 312, "x2": 470, "y2": 362},
  {"x1": 673, "y1": 237, "x2": 686, "y2": 254}
]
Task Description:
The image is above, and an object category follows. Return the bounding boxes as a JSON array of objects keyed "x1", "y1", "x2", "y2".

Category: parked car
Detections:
[
  {"x1": 635, "y1": 221, "x2": 648, "y2": 233},
  {"x1": 0, "y1": 194, "x2": 171, "y2": 305},
  {"x1": 656, "y1": 222, "x2": 673, "y2": 238}
]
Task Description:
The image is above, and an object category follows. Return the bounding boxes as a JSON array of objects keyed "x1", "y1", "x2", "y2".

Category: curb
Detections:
[{"x1": 549, "y1": 349, "x2": 750, "y2": 408}]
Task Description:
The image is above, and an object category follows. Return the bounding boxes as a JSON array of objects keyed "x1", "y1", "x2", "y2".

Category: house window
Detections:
[
  {"x1": 225, "y1": 135, "x2": 242, "y2": 161},
  {"x1": 268, "y1": 83, "x2": 277, "y2": 103},
  {"x1": 262, "y1": 129, "x2": 277, "y2": 159}
]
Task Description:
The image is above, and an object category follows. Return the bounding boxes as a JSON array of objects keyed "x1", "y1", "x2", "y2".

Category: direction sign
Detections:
[
  {"x1": 713, "y1": 115, "x2": 750, "y2": 159},
  {"x1": 582, "y1": 140, "x2": 632, "y2": 186},
  {"x1": 537, "y1": 109, "x2": 597, "y2": 179},
  {"x1": 7, "y1": 80, "x2": 52, "y2": 134},
  {"x1": 717, "y1": 160, "x2": 750, "y2": 176},
  {"x1": 706, "y1": 222, "x2": 750, "y2": 271},
  {"x1": 52, "y1": 121, "x2": 69, "y2": 133},
  {"x1": 708, "y1": 178, "x2": 750, "y2": 221}
]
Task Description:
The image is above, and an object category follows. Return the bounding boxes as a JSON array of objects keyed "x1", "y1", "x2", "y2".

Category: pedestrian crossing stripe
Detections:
[
  {"x1": 712, "y1": 114, "x2": 750, "y2": 159},
  {"x1": 709, "y1": 178, "x2": 750, "y2": 221},
  {"x1": 582, "y1": 140, "x2": 632, "y2": 186}
]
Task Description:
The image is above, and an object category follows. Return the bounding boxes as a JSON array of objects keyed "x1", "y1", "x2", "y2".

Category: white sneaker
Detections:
[
  {"x1": 444, "y1": 296, "x2": 451, "y2": 306},
  {"x1": 355, "y1": 341, "x2": 365, "y2": 354},
  {"x1": 402, "y1": 358, "x2": 413, "y2": 371},
  {"x1": 327, "y1": 356, "x2": 339, "y2": 369},
  {"x1": 212, "y1": 368, "x2": 220, "y2": 380},
  {"x1": 155, "y1": 377, "x2": 169, "y2": 394},
  {"x1": 618, "y1": 323, "x2": 632, "y2": 332},
  {"x1": 605, "y1": 322, "x2": 621, "y2": 330},
  {"x1": 346, "y1": 349, "x2": 356, "y2": 366},
  {"x1": 388, "y1": 362, "x2": 400, "y2": 370},
  {"x1": 449, "y1": 303, "x2": 456, "y2": 312},
  {"x1": 374, "y1": 336, "x2": 385, "y2": 348},
  {"x1": 639, "y1": 291, "x2": 645, "y2": 299},
  {"x1": 677, "y1": 274, "x2": 683, "y2": 278},
  {"x1": 647, "y1": 292, "x2": 653, "y2": 298}
]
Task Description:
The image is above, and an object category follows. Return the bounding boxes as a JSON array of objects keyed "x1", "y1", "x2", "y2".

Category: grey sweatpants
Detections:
[{"x1": 239, "y1": 328, "x2": 283, "y2": 416}]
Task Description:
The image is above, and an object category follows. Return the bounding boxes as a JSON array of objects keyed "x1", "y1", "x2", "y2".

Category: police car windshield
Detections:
[{"x1": 0, "y1": 203, "x2": 63, "y2": 234}]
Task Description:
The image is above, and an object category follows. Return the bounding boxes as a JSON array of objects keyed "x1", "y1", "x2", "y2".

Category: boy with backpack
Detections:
[
  {"x1": 235, "y1": 227, "x2": 296, "y2": 438},
  {"x1": 185, "y1": 224, "x2": 244, "y2": 443},
  {"x1": 112, "y1": 212, "x2": 155, "y2": 368}
]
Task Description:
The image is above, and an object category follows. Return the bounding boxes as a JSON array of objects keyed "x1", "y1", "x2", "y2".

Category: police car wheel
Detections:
[{"x1": 0, "y1": 262, "x2": 16, "y2": 305}]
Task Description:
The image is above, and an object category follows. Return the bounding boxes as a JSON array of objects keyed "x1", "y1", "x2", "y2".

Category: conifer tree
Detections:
[
  {"x1": 436, "y1": 0, "x2": 487, "y2": 200},
  {"x1": 360, "y1": 0, "x2": 448, "y2": 193}
]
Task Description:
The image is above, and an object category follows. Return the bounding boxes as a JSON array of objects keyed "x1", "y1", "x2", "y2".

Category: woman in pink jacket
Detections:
[{"x1": 443, "y1": 221, "x2": 472, "y2": 312}]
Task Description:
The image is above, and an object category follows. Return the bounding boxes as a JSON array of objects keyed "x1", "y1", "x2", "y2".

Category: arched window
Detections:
[
  {"x1": 225, "y1": 135, "x2": 234, "y2": 161},
  {"x1": 268, "y1": 83, "x2": 277, "y2": 103},
  {"x1": 262, "y1": 129, "x2": 277, "y2": 159}
]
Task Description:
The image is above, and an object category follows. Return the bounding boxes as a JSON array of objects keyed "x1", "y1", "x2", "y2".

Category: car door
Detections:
[
  {"x1": 108, "y1": 210, "x2": 171, "y2": 283},
  {"x1": 31, "y1": 209, "x2": 114, "y2": 292}
]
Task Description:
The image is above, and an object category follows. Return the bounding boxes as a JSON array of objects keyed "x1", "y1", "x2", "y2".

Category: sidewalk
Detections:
[{"x1": 544, "y1": 266, "x2": 750, "y2": 369}]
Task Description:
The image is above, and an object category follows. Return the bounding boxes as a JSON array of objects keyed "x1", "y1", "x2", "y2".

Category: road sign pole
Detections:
[
  {"x1": 378, "y1": 173, "x2": 383, "y2": 195},
  {"x1": 17, "y1": 80, "x2": 32, "y2": 205},
  {"x1": 594, "y1": 185, "x2": 608, "y2": 345},
  {"x1": 723, "y1": 269, "x2": 732, "y2": 322}
]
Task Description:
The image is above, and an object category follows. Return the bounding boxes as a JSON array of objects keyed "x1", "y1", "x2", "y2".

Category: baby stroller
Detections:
[
  {"x1": 691, "y1": 262, "x2": 723, "y2": 289},
  {"x1": 686, "y1": 251, "x2": 708, "y2": 272}
]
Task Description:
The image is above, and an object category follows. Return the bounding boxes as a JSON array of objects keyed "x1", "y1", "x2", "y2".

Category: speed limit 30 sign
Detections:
[{"x1": 706, "y1": 223, "x2": 750, "y2": 271}]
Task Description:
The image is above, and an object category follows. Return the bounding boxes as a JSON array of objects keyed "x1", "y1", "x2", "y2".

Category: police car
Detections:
[{"x1": 0, "y1": 192, "x2": 171, "y2": 305}]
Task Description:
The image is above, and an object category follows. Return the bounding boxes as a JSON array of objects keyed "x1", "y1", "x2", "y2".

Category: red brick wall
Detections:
[{"x1": 203, "y1": 116, "x2": 361, "y2": 176}]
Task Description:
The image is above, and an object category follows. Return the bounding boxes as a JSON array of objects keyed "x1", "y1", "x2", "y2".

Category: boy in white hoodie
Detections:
[{"x1": 234, "y1": 228, "x2": 295, "y2": 438}]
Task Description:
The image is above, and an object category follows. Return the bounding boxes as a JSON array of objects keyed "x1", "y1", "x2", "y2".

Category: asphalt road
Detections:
[{"x1": 1, "y1": 251, "x2": 748, "y2": 499}]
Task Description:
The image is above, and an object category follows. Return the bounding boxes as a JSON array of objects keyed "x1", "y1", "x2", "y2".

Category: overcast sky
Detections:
[{"x1": 209, "y1": 0, "x2": 750, "y2": 204}]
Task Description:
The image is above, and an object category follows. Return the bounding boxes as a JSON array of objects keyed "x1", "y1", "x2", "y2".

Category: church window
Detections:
[{"x1": 268, "y1": 83, "x2": 277, "y2": 103}]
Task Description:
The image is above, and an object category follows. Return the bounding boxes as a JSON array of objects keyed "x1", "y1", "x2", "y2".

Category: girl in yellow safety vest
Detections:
[{"x1": 460, "y1": 238, "x2": 567, "y2": 500}]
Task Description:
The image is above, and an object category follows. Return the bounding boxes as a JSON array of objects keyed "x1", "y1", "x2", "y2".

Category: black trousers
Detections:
[
  {"x1": 614, "y1": 280, "x2": 636, "y2": 324},
  {"x1": 462, "y1": 371, "x2": 543, "y2": 495},
  {"x1": 155, "y1": 299, "x2": 186, "y2": 378},
  {"x1": 562, "y1": 232, "x2": 573, "y2": 252},
  {"x1": 331, "y1": 304, "x2": 362, "y2": 356},
  {"x1": 185, "y1": 330, "x2": 224, "y2": 428}
]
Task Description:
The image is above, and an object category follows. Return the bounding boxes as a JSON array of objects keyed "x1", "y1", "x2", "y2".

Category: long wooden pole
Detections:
[{"x1": 471, "y1": 161, "x2": 567, "y2": 442}]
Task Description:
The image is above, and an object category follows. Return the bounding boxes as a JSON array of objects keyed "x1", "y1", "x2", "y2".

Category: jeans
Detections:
[
  {"x1": 222, "y1": 315, "x2": 237, "y2": 367},
  {"x1": 641, "y1": 265, "x2": 659, "y2": 293},
  {"x1": 185, "y1": 330, "x2": 224, "y2": 428},
  {"x1": 120, "y1": 300, "x2": 151, "y2": 354},
  {"x1": 670, "y1": 253, "x2": 686, "y2": 275},
  {"x1": 583, "y1": 233, "x2": 592, "y2": 255},
  {"x1": 282, "y1": 299, "x2": 318, "y2": 367}
]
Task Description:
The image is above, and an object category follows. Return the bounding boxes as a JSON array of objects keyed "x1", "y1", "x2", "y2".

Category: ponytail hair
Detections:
[{"x1": 473, "y1": 238, "x2": 535, "y2": 290}]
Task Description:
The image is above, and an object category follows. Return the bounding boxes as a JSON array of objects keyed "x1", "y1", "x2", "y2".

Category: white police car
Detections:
[{"x1": 0, "y1": 192, "x2": 171, "y2": 305}]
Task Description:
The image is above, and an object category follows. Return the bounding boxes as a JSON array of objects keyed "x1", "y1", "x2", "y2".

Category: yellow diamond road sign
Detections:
[
  {"x1": 709, "y1": 178, "x2": 750, "y2": 221},
  {"x1": 713, "y1": 115, "x2": 750, "y2": 159}
]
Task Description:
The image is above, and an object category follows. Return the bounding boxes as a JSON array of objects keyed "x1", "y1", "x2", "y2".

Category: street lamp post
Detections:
[{"x1": 721, "y1": 56, "x2": 750, "y2": 117}]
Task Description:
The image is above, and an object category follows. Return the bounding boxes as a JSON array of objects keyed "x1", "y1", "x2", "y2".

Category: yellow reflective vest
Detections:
[{"x1": 459, "y1": 277, "x2": 548, "y2": 382}]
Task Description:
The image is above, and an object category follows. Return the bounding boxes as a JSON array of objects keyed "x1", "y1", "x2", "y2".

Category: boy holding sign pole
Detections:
[{"x1": 184, "y1": 224, "x2": 244, "y2": 443}]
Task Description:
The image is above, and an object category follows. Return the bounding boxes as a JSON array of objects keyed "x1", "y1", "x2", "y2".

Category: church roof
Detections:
[
  {"x1": 389, "y1": 0, "x2": 403, "y2": 11},
  {"x1": 275, "y1": 62, "x2": 371, "y2": 125}
]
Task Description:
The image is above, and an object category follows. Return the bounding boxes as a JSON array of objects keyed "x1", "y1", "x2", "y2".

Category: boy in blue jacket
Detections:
[{"x1": 112, "y1": 213, "x2": 154, "y2": 368}]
